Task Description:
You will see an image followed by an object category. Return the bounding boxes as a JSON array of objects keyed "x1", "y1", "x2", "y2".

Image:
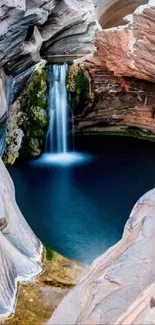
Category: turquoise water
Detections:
[{"x1": 7, "y1": 136, "x2": 155, "y2": 263}]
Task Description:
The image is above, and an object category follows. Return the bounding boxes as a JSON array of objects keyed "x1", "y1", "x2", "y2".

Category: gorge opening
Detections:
[{"x1": 7, "y1": 59, "x2": 155, "y2": 264}]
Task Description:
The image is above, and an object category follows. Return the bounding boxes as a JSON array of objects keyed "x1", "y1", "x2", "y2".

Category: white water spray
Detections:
[
  {"x1": 36, "y1": 63, "x2": 91, "y2": 167},
  {"x1": 46, "y1": 64, "x2": 68, "y2": 154}
]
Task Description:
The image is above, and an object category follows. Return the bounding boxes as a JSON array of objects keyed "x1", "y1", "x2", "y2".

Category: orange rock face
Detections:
[
  {"x1": 69, "y1": 62, "x2": 155, "y2": 139},
  {"x1": 93, "y1": 2, "x2": 155, "y2": 82}
]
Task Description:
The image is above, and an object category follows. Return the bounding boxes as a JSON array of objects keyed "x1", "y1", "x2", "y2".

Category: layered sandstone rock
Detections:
[
  {"x1": 93, "y1": 0, "x2": 155, "y2": 82},
  {"x1": 48, "y1": 188, "x2": 155, "y2": 324},
  {"x1": 0, "y1": 0, "x2": 98, "y2": 76},
  {"x1": 0, "y1": 0, "x2": 98, "y2": 158},
  {"x1": 41, "y1": 0, "x2": 98, "y2": 59},
  {"x1": 69, "y1": 63, "x2": 155, "y2": 139},
  {"x1": 94, "y1": 0, "x2": 147, "y2": 28},
  {"x1": 0, "y1": 0, "x2": 50, "y2": 76}
]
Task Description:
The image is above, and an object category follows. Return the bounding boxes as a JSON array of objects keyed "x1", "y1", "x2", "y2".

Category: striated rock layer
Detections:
[
  {"x1": 48, "y1": 188, "x2": 155, "y2": 324},
  {"x1": 94, "y1": 0, "x2": 147, "y2": 28},
  {"x1": 69, "y1": 62, "x2": 155, "y2": 139},
  {"x1": 41, "y1": 0, "x2": 98, "y2": 60},
  {"x1": 0, "y1": 70, "x2": 8, "y2": 121},
  {"x1": 93, "y1": 0, "x2": 155, "y2": 82},
  {"x1": 0, "y1": 157, "x2": 42, "y2": 318},
  {"x1": 0, "y1": 0, "x2": 98, "y2": 77}
]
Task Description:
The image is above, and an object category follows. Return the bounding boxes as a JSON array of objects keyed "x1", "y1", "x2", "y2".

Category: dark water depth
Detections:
[{"x1": 7, "y1": 136, "x2": 155, "y2": 263}]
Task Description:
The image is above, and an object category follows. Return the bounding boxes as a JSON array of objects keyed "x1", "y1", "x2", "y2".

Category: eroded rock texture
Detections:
[
  {"x1": 47, "y1": 188, "x2": 155, "y2": 324},
  {"x1": 3, "y1": 64, "x2": 48, "y2": 164},
  {"x1": 94, "y1": 0, "x2": 147, "y2": 28},
  {"x1": 0, "y1": 70, "x2": 8, "y2": 120},
  {"x1": 69, "y1": 62, "x2": 155, "y2": 139},
  {"x1": 41, "y1": 0, "x2": 98, "y2": 59},
  {"x1": 0, "y1": 0, "x2": 98, "y2": 77},
  {"x1": 0, "y1": 70, "x2": 12, "y2": 155},
  {"x1": 0, "y1": 158, "x2": 42, "y2": 318},
  {"x1": 93, "y1": 0, "x2": 155, "y2": 82}
]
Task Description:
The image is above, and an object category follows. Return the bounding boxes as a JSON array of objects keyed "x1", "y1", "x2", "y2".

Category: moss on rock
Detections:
[
  {"x1": 21, "y1": 137, "x2": 41, "y2": 158},
  {"x1": 3, "y1": 99, "x2": 25, "y2": 165},
  {"x1": 66, "y1": 64, "x2": 89, "y2": 95},
  {"x1": 20, "y1": 65, "x2": 48, "y2": 159},
  {"x1": 66, "y1": 63, "x2": 94, "y2": 114},
  {"x1": 4, "y1": 64, "x2": 48, "y2": 164},
  {"x1": 43, "y1": 243, "x2": 54, "y2": 261},
  {"x1": 28, "y1": 106, "x2": 48, "y2": 128},
  {"x1": 66, "y1": 63, "x2": 90, "y2": 94}
]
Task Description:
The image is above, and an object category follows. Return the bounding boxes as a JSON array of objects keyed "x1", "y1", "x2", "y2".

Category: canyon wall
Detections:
[
  {"x1": 68, "y1": 62, "x2": 155, "y2": 140},
  {"x1": 0, "y1": 0, "x2": 98, "y2": 119},
  {"x1": 0, "y1": 158, "x2": 42, "y2": 318},
  {"x1": 0, "y1": 0, "x2": 98, "y2": 162},
  {"x1": 94, "y1": 0, "x2": 147, "y2": 28},
  {"x1": 1, "y1": 0, "x2": 155, "y2": 323},
  {"x1": 48, "y1": 188, "x2": 155, "y2": 325},
  {"x1": 93, "y1": 0, "x2": 155, "y2": 82},
  {"x1": 0, "y1": 0, "x2": 98, "y2": 78},
  {"x1": 66, "y1": 0, "x2": 155, "y2": 139}
]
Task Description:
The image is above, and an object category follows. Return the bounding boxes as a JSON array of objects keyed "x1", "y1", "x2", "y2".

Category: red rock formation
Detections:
[
  {"x1": 92, "y1": 1, "x2": 155, "y2": 82},
  {"x1": 71, "y1": 63, "x2": 155, "y2": 139},
  {"x1": 95, "y1": 0, "x2": 147, "y2": 28}
]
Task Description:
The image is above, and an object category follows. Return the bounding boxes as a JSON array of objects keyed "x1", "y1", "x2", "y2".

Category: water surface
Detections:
[{"x1": 7, "y1": 136, "x2": 155, "y2": 263}]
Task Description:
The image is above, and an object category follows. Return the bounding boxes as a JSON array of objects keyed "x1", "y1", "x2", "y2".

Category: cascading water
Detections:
[
  {"x1": 33, "y1": 63, "x2": 91, "y2": 166},
  {"x1": 45, "y1": 64, "x2": 68, "y2": 154}
]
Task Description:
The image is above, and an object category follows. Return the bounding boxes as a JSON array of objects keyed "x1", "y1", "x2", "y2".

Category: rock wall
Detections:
[
  {"x1": 41, "y1": 0, "x2": 98, "y2": 60},
  {"x1": 0, "y1": 157, "x2": 42, "y2": 318},
  {"x1": 4, "y1": 64, "x2": 48, "y2": 164},
  {"x1": 0, "y1": 0, "x2": 98, "y2": 159},
  {"x1": 0, "y1": 70, "x2": 8, "y2": 120},
  {"x1": 94, "y1": 0, "x2": 147, "y2": 28},
  {"x1": 64, "y1": 1, "x2": 155, "y2": 139},
  {"x1": 0, "y1": 70, "x2": 12, "y2": 156},
  {"x1": 0, "y1": 0, "x2": 98, "y2": 77},
  {"x1": 68, "y1": 62, "x2": 155, "y2": 140},
  {"x1": 92, "y1": 0, "x2": 155, "y2": 82},
  {"x1": 48, "y1": 188, "x2": 155, "y2": 324}
]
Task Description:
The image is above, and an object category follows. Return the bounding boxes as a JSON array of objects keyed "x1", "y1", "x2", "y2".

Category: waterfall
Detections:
[
  {"x1": 71, "y1": 110, "x2": 75, "y2": 152},
  {"x1": 46, "y1": 64, "x2": 68, "y2": 154},
  {"x1": 34, "y1": 63, "x2": 90, "y2": 166}
]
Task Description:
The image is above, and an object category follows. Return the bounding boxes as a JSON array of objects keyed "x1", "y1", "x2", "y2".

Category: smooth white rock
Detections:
[
  {"x1": 0, "y1": 158, "x2": 42, "y2": 318},
  {"x1": 47, "y1": 188, "x2": 155, "y2": 325}
]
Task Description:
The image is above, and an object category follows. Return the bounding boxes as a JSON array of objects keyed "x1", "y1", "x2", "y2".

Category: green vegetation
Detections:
[
  {"x1": 66, "y1": 63, "x2": 90, "y2": 113},
  {"x1": 74, "y1": 71, "x2": 88, "y2": 95},
  {"x1": 20, "y1": 65, "x2": 48, "y2": 158},
  {"x1": 78, "y1": 129, "x2": 155, "y2": 142},
  {"x1": 43, "y1": 243, "x2": 54, "y2": 261},
  {"x1": 66, "y1": 64, "x2": 89, "y2": 95},
  {"x1": 3, "y1": 64, "x2": 48, "y2": 164}
]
